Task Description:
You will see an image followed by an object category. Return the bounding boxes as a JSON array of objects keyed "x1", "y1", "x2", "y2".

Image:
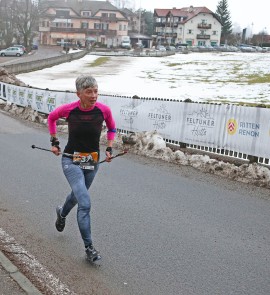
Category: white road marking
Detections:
[{"x1": 0, "y1": 228, "x2": 77, "y2": 295}]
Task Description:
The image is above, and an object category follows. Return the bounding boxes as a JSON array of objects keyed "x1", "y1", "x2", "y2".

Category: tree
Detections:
[
  {"x1": 141, "y1": 10, "x2": 154, "y2": 36},
  {"x1": 13, "y1": 0, "x2": 46, "y2": 48},
  {"x1": 0, "y1": 0, "x2": 17, "y2": 47},
  {"x1": 215, "y1": 0, "x2": 232, "y2": 44},
  {"x1": 0, "y1": 0, "x2": 46, "y2": 48}
]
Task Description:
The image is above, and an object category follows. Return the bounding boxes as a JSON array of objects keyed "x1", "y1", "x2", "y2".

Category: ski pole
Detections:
[
  {"x1": 99, "y1": 150, "x2": 128, "y2": 164},
  {"x1": 31, "y1": 145, "x2": 75, "y2": 158},
  {"x1": 31, "y1": 145, "x2": 128, "y2": 163}
]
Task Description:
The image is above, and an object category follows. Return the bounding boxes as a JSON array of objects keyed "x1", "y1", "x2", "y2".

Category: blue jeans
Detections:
[{"x1": 61, "y1": 156, "x2": 99, "y2": 247}]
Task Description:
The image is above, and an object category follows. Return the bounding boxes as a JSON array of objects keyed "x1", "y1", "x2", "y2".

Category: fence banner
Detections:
[
  {"x1": 181, "y1": 103, "x2": 226, "y2": 147},
  {"x1": 98, "y1": 96, "x2": 184, "y2": 139},
  {"x1": 223, "y1": 105, "x2": 270, "y2": 158},
  {"x1": 1, "y1": 82, "x2": 270, "y2": 159}
]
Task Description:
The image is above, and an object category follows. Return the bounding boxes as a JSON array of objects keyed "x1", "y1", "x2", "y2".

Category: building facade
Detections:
[
  {"x1": 39, "y1": 0, "x2": 129, "y2": 47},
  {"x1": 154, "y1": 6, "x2": 222, "y2": 46}
]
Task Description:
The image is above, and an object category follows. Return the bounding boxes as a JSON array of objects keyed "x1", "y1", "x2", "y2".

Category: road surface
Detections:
[{"x1": 0, "y1": 110, "x2": 270, "y2": 295}]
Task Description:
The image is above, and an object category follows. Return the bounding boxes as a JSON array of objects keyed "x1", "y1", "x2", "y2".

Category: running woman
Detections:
[{"x1": 47, "y1": 74, "x2": 116, "y2": 262}]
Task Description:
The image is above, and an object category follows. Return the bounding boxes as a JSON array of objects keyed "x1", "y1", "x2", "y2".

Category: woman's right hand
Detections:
[{"x1": 51, "y1": 146, "x2": 61, "y2": 156}]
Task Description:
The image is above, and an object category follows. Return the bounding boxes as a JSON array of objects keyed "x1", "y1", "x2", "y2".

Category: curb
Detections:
[{"x1": 0, "y1": 250, "x2": 43, "y2": 295}]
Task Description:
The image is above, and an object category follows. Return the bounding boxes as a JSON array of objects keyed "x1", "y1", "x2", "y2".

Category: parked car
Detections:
[
  {"x1": 166, "y1": 46, "x2": 176, "y2": 51},
  {"x1": 0, "y1": 47, "x2": 24, "y2": 56},
  {"x1": 13, "y1": 44, "x2": 27, "y2": 53},
  {"x1": 156, "y1": 45, "x2": 166, "y2": 51}
]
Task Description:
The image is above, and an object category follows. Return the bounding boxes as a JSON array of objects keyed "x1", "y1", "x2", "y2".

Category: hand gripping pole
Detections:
[{"x1": 31, "y1": 145, "x2": 128, "y2": 163}]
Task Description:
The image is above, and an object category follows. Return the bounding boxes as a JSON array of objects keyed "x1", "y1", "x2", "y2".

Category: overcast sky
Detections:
[{"x1": 133, "y1": 0, "x2": 269, "y2": 34}]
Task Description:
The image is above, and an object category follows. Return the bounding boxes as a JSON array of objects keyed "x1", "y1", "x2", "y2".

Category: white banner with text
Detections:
[{"x1": 1, "y1": 82, "x2": 270, "y2": 159}]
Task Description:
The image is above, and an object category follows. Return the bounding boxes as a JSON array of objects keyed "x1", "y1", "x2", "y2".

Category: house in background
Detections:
[
  {"x1": 39, "y1": 0, "x2": 129, "y2": 47},
  {"x1": 153, "y1": 6, "x2": 222, "y2": 46},
  {"x1": 120, "y1": 7, "x2": 152, "y2": 48}
]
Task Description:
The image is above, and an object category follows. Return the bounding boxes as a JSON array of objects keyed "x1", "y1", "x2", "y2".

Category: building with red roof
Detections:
[{"x1": 153, "y1": 6, "x2": 222, "y2": 46}]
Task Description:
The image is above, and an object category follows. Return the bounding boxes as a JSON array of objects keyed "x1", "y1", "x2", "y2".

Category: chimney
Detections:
[{"x1": 189, "y1": 5, "x2": 194, "y2": 12}]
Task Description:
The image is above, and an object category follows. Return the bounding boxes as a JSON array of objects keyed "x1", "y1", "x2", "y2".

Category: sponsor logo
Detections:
[
  {"x1": 35, "y1": 92, "x2": 44, "y2": 110},
  {"x1": 47, "y1": 93, "x2": 57, "y2": 112},
  {"x1": 148, "y1": 104, "x2": 172, "y2": 129},
  {"x1": 27, "y1": 90, "x2": 33, "y2": 106},
  {"x1": 227, "y1": 118, "x2": 238, "y2": 135},
  {"x1": 12, "y1": 88, "x2": 17, "y2": 103},
  {"x1": 18, "y1": 89, "x2": 26, "y2": 105},
  {"x1": 7, "y1": 86, "x2": 12, "y2": 101},
  {"x1": 186, "y1": 107, "x2": 215, "y2": 137},
  {"x1": 120, "y1": 102, "x2": 138, "y2": 126},
  {"x1": 227, "y1": 119, "x2": 260, "y2": 137}
]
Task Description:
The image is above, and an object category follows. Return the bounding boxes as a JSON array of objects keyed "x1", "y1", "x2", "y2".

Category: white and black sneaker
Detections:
[
  {"x1": 55, "y1": 206, "x2": 66, "y2": 232},
  {"x1": 85, "y1": 245, "x2": 101, "y2": 262}
]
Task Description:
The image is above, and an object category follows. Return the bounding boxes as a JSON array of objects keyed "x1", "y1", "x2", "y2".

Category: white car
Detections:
[
  {"x1": 0, "y1": 47, "x2": 24, "y2": 56},
  {"x1": 156, "y1": 45, "x2": 166, "y2": 51}
]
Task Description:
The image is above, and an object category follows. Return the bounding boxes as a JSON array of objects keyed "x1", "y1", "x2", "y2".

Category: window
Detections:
[
  {"x1": 102, "y1": 13, "x2": 108, "y2": 18},
  {"x1": 55, "y1": 10, "x2": 70, "y2": 18},
  {"x1": 119, "y1": 24, "x2": 122, "y2": 30},
  {"x1": 102, "y1": 23, "x2": 109, "y2": 30},
  {"x1": 109, "y1": 13, "x2": 116, "y2": 18},
  {"x1": 94, "y1": 23, "x2": 101, "y2": 29},
  {"x1": 81, "y1": 22, "x2": 89, "y2": 29},
  {"x1": 213, "y1": 31, "x2": 217, "y2": 35},
  {"x1": 188, "y1": 29, "x2": 192, "y2": 34},
  {"x1": 82, "y1": 11, "x2": 91, "y2": 17}
]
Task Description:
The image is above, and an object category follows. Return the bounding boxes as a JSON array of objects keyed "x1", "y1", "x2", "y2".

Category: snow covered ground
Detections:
[{"x1": 17, "y1": 51, "x2": 270, "y2": 105}]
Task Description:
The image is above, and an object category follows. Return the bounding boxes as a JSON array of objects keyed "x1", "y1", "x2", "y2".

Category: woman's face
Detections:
[{"x1": 77, "y1": 86, "x2": 98, "y2": 108}]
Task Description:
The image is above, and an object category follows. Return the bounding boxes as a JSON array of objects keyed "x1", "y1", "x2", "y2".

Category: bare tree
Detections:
[
  {"x1": 0, "y1": 0, "x2": 17, "y2": 47},
  {"x1": 0, "y1": 0, "x2": 46, "y2": 48},
  {"x1": 12, "y1": 0, "x2": 43, "y2": 48}
]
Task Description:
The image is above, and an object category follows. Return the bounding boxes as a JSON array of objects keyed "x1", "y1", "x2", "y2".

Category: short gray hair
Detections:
[{"x1": 75, "y1": 75, "x2": 98, "y2": 91}]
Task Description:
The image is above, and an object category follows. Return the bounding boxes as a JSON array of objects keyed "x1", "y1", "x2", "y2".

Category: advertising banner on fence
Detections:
[
  {"x1": 1, "y1": 82, "x2": 270, "y2": 159},
  {"x1": 98, "y1": 96, "x2": 184, "y2": 140},
  {"x1": 223, "y1": 105, "x2": 270, "y2": 158},
  {"x1": 182, "y1": 103, "x2": 226, "y2": 147}
]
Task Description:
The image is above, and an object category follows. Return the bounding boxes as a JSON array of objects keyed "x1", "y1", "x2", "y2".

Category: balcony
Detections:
[
  {"x1": 39, "y1": 27, "x2": 50, "y2": 32},
  {"x1": 157, "y1": 32, "x2": 177, "y2": 38},
  {"x1": 50, "y1": 27, "x2": 117, "y2": 36},
  {"x1": 197, "y1": 34, "x2": 210, "y2": 39},
  {"x1": 154, "y1": 23, "x2": 166, "y2": 27},
  {"x1": 198, "y1": 23, "x2": 212, "y2": 29}
]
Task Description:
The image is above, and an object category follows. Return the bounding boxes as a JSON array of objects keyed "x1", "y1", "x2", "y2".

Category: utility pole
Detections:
[{"x1": 138, "y1": 0, "x2": 141, "y2": 34}]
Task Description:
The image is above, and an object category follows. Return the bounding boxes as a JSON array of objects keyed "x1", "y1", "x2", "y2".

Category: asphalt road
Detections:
[
  {"x1": 0, "y1": 45, "x2": 63, "y2": 66},
  {"x1": 0, "y1": 110, "x2": 270, "y2": 295}
]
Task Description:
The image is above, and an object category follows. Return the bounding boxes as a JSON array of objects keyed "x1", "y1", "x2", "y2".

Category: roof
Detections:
[
  {"x1": 120, "y1": 8, "x2": 136, "y2": 17},
  {"x1": 44, "y1": 0, "x2": 126, "y2": 18},
  {"x1": 154, "y1": 6, "x2": 220, "y2": 24}
]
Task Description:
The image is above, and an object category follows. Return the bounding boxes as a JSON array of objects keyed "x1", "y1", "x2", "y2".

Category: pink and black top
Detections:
[{"x1": 48, "y1": 100, "x2": 116, "y2": 154}]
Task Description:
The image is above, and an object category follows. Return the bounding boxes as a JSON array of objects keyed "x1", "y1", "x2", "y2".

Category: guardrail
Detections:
[
  {"x1": 89, "y1": 49, "x2": 175, "y2": 57},
  {"x1": 1, "y1": 50, "x2": 88, "y2": 74}
]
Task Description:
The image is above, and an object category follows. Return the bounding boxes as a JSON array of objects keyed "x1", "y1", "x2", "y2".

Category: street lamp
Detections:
[{"x1": 261, "y1": 27, "x2": 266, "y2": 47}]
